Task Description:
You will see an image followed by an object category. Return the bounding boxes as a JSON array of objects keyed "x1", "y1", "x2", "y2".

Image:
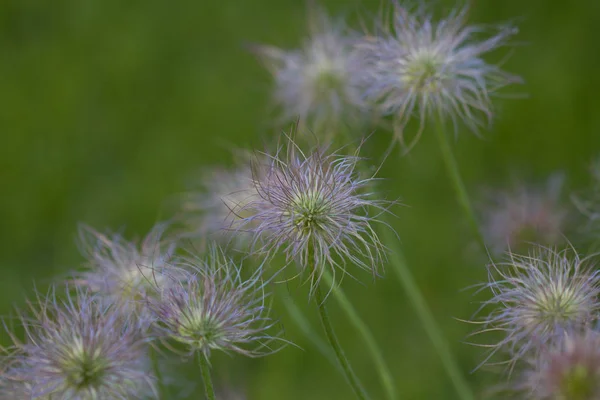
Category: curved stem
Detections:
[
  {"x1": 314, "y1": 281, "x2": 369, "y2": 400},
  {"x1": 321, "y1": 271, "x2": 397, "y2": 400},
  {"x1": 381, "y1": 226, "x2": 474, "y2": 400},
  {"x1": 278, "y1": 285, "x2": 341, "y2": 371},
  {"x1": 434, "y1": 115, "x2": 486, "y2": 249},
  {"x1": 198, "y1": 352, "x2": 216, "y2": 400}
]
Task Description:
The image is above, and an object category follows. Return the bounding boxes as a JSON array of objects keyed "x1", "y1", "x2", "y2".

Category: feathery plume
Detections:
[
  {"x1": 76, "y1": 223, "x2": 184, "y2": 326},
  {"x1": 480, "y1": 174, "x2": 569, "y2": 255},
  {"x1": 149, "y1": 246, "x2": 281, "y2": 358},
  {"x1": 237, "y1": 134, "x2": 389, "y2": 289},
  {"x1": 1, "y1": 287, "x2": 155, "y2": 399},
  {"x1": 253, "y1": 7, "x2": 369, "y2": 134},
  {"x1": 180, "y1": 154, "x2": 259, "y2": 250},
  {"x1": 518, "y1": 329, "x2": 600, "y2": 399},
  {"x1": 358, "y1": 2, "x2": 521, "y2": 149},
  {"x1": 472, "y1": 246, "x2": 600, "y2": 370}
]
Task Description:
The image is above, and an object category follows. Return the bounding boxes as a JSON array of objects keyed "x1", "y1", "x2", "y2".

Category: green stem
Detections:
[
  {"x1": 434, "y1": 115, "x2": 486, "y2": 249},
  {"x1": 278, "y1": 285, "x2": 341, "y2": 371},
  {"x1": 314, "y1": 281, "x2": 369, "y2": 400},
  {"x1": 381, "y1": 227, "x2": 474, "y2": 400},
  {"x1": 198, "y1": 352, "x2": 216, "y2": 400},
  {"x1": 321, "y1": 271, "x2": 397, "y2": 400},
  {"x1": 150, "y1": 347, "x2": 168, "y2": 400}
]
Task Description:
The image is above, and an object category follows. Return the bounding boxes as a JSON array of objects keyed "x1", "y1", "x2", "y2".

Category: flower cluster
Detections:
[
  {"x1": 473, "y1": 245, "x2": 600, "y2": 398},
  {"x1": 256, "y1": 2, "x2": 520, "y2": 150}
]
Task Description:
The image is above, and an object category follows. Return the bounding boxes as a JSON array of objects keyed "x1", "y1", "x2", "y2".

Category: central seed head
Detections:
[
  {"x1": 403, "y1": 51, "x2": 445, "y2": 92},
  {"x1": 177, "y1": 307, "x2": 223, "y2": 350},
  {"x1": 62, "y1": 339, "x2": 108, "y2": 391},
  {"x1": 532, "y1": 284, "x2": 580, "y2": 325},
  {"x1": 290, "y1": 190, "x2": 330, "y2": 232}
]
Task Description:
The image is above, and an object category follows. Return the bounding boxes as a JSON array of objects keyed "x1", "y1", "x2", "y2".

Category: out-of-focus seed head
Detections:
[
  {"x1": 150, "y1": 246, "x2": 280, "y2": 358},
  {"x1": 2, "y1": 288, "x2": 155, "y2": 399},
  {"x1": 237, "y1": 135, "x2": 388, "y2": 290},
  {"x1": 518, "y1": 329, "x2": 600, "y2": 400},
  {"x1": 572, "y1": 158, "x2": 600, "y2": 240},
  {"x1": 480, "y1": 174, "x2": 569, "y2": 255},
  {"x1": 358, "y1": 2, "x2": 521, "y2": 150},
  {"x1": 473, "y1": 247, "x2": 600, "y2": 370},
  {"x1": 76, "y1": 223, "x2": 184, "y2": 326},
  {"x1": 180, "y1": 155, "x2": 259, "y2": 250},
  {"x1": 253, "y1": 7, "x2": 369, "y2": 135}
]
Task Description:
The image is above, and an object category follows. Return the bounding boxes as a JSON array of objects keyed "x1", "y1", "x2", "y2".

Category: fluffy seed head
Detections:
[
  {"x1": 237, "y1": 135, "x2": 388, "y2": 289},
  {"x1": 519, "y1": 329, "x2": 600, "y2": 400},
  {"x1": 76, "y1": 224, "x2": 184, "y2": 326},
  {"x1": 480, "y1": 174, "x2": 568, "y2": 255},
  {"x1": 180, "y1": 158, "x2": 259, "y2": 249},
  {"x1": 253, "y1": 8, "x2": 369, "y2": 134},
  {"x1": 473, "y1": 247, "x2": 600, "y2": 369},
  {"x1": 358, "y1": 2, "x2": 521, "y2": 149},
  {"x1": 2, "y1": 288, "x2": 155, "y2": 399},
  {"x1": 149, "y1": 246, "x2": 280, "y2": 358}
]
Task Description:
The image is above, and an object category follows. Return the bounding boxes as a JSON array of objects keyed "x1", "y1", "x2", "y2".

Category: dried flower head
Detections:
[
  {"x1": 237, "y1": 135, "x2": 388, "y2": 289},
  {"x1": 150, "y1": 246, "x2": 280, "y2": 358},
  {"x1": 480, "y1": 174, "x2": 568, "y2": 255},
  {"x1": 253, "y1": 7, "x2": 368, "y2": 133},
  {"x1": 180, "y1": 158, "x2": 259, "y2": 249},
  {"x1": 519, "y1": 329, "x2": 600, "y2": 400},
  {"x1": 76, "y1": 223, "x2": 183, "y2": 325},
  {"x1": 473, "y1": 247, "x2": 600, "y2": 369},
  {"x1": 358, "y1": 2, "x2": 521, "y2": 149},
  {"x1": 2, "y1": 288, "x2": 154, "y2": 399}
]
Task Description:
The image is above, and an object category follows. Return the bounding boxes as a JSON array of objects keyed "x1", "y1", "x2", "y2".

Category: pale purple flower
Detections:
[
  {"x1": 76, "y1": 223, "x2": 184, "y2": 326},
  {"x1": 1, "y1": 287, "x2": 155, "y2": 399},
  {"x1": 180, "y1": 158, "x2": 259, "y2": 249},
  {"x1": 237, "y1": 136, "x2": 389, "y2": 289},
  {"x1": 517, "y1": 329, "x2": 600, "y2": 399},
  {"x1": 253, "y1": 8, "x2": 369, "y2": 133},
  {"x1": 149, "y1": 246, "x2": 281, "y2": 358},
  {"x1": 472, "y1": 247, "x2": 600, "y2": 370},
  {"x1": 358, "y1": 2, "x2": 521, "y2": 150},
  {"x1": 480, "y1": 174, "x2": 569, "y2": 255}
]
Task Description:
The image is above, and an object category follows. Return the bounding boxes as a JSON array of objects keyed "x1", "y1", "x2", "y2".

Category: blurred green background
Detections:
[{"x1": 1, "y1": 0, "x2": 600, "y2": 398}]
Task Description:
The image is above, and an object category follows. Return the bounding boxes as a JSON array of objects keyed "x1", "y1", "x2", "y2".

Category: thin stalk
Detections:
[
  {"x1": 278, "y1": 285, "x2": 341, "y2": 371},
  {"x1": 321, "y1": 271, "x2": 397, "y2": 400},
  {"x1": 433, "y1": 115, "x2": 486, "y2": 249},
  {"x1": 150, "y1": 347, "x2": 168, "y2": 400},
  {"x1": 313, "y1": 272, "x2": 369, "y2": 400},
  {"x1": 198, "y1": 352, "x2": 216, "y2": 400},
  {"x1": 381, "y1": 226, "x2": 474, "y2": 400}
]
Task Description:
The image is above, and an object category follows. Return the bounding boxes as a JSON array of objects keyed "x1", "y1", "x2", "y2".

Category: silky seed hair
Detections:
[
  {"x1": 479, "y1": 174, "x2": 569, "y2": 255},
  {"x1": 76, "y1": 223, "x2": 185, "y2": 327},
  {"x1": 357, "y1": 1, "x2": 521, "y2": 150},
  {"x1": 470, "y1": 246, "x2": 600, "y2": 371},
  {"x1": 1, "y1": 287, "x2": 155, "y2": 399},
  {"x1": 253, "y1": 6, "x2": 369, "y2": 135},
  {"x1": 149, "y1": 245, "x2": 282, "y2": 358},
  {"x1": 180, "y1": 157, "x2": 258, "y2": 249},
  {"x1": 236, "y1": 134, "x2": 389, "y2": 291},
  {"x1": 517, "y1": 329, "x2": 600, "y2": 400}
]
